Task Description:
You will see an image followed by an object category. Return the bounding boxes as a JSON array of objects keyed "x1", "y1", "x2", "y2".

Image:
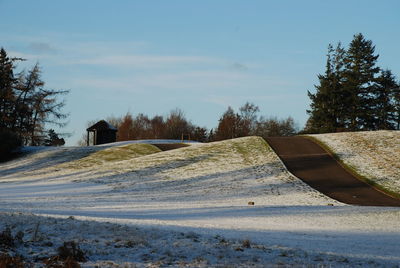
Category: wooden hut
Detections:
[{"x1": 86, "y1": 120, "x2": 117, "y2": 146}]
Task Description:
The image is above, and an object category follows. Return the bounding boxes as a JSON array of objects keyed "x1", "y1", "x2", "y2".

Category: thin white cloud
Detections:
[
  {"x1": 7, "y1": 50, "x2": 48, "y2": 62},
  {"x1": 3, "y1": 33, "x2": 263, "y2": 75},
  {"x1": 71, "y1": 70, "x2": 253, "y2": 94}
]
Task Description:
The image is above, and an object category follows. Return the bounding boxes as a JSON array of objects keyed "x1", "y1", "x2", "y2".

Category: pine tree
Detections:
[
  {"x1": 0, "y1": 48, "x2": 18, "y2": 130},
  {"x1": 0, "y1": 48, "x2": 69, "y2": 145},
  {"x1": 44, "y1": 129, "x2": 65, "y2": 146},
  {"x1": 192, "y1": 126, "x2": 208, "y2": 142},
  {"x1": 342, "y1": 33, "x2": 380, "y2": 130},
  {"x1": 392, "y1": 80, "x2": 400, "y2": 130},
  {"x1": 307, "y1": 43, "x2": 346, "y2": 132},
  {"x1": 306, "y1": 34, "x2": 396, "y2": 133},
  {"x1": 372, "y1": 70, "x2": 397, "y2": 129}
]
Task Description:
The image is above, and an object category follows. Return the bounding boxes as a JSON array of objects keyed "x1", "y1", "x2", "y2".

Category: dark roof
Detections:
[{"x1": 87, "y1": 120, "x2": 117, "y2": 132}]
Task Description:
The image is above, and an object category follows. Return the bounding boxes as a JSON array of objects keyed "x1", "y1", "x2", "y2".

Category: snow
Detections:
[
  {"x1": 96, "y1": 139, "x2": 200, "y2": 147},
  {"x1": 310, "y1": 130, "x2": 400, "y2": 194},
  {"x1": 1, "y1": 136, "x2": 400, "y2": 267}
]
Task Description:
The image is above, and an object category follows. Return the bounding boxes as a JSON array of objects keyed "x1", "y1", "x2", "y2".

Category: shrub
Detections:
[
  {"x1": 0, "y1": 227, "x2": 14, "y2": 249},
  {"x1": 242, "y1": 239, "x2": 251, "y2": 248},
  {"x1": 57, "y1": 241, "x2": 86, "y2": 262},
  {"x1": 0, "y1": 130, "x2": 22, "y2": 161},
  {"x1": 0, "y1": 227, "x2": 23, "y2": 249},
  {"x1": 43, "y1": 256, "x2": 81, "y2": 268},
  {"x1": 0, "y1": 254, "x2": 24, "y2": 268}
]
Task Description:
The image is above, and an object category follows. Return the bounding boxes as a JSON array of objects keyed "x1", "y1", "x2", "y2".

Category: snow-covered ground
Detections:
[
  {"x1": 1, "y1": 136, "x2": 400, "y2": 267},
  {"x1": 310, "y1": 130, "x2": 400, "y2": 195}
]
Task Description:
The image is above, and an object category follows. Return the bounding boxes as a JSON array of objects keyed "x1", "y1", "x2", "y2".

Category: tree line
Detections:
[
  {"x1": 0, "y1": 47, "x2": 68, "y2": 156},
  {"x1": 81, "y1": 103, "x2": 297, "y2": 145},
  {"x1": 306, "y1": 33, "x2": 400, "y2": 133}
]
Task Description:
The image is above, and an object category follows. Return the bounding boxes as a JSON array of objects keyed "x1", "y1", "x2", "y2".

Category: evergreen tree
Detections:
[
  {"x1": 392, "y1": 80, "x2": 400, "y2": 130},
  {"x1": 0, "y1": 48, "x2": 69, "y2": 146},
  {"x1": 306, "y1": 34, "x2": 398, "y2": 133},
  {"x1": 207, "y1": 129, "x2": 215, "y2": 142},
  {"x1": 0, "y1": 48, "x2": 18, "y2": 130},
  {"x1": 307, "y1": 43, "x2": 346, "y2": 132},
  {"x1": 192, "y1": 126, "x2": 208, "y2": 142},
  {"x1": 342, "y1": 33, "x2": 380, "y2": 130},
  {"x1": 372, "y1": 70, "x2": 397, "y2": 129},
  {"x1": 44, "y1": 129, "x2": 65, "y2": 146}
]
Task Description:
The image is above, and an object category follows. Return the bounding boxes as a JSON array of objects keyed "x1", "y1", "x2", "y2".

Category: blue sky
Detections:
[{"x1": 1, "y1": 1, "x2": 399, "y2": 145}]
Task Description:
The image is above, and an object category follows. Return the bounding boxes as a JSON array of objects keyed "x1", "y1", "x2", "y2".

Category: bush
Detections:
[
  {"x1": 0, "y1": 227, "x2": 15, "y2": 249},
  {"x1": 0, "y1": 253, "x2": 24, "y2": 268},
  {"x1": 0, "y1": 227, "x2": 23, "y2": 249},
  {"x1": 0, "y1": 130, "x2": 22, "y2": 160},
  {"x1": 57, "y1": 241, "x2": 86, "y2": 262}
]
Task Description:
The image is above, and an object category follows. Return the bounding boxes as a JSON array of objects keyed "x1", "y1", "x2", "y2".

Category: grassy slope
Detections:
[
  {"x1": 59, "y1": 143, "x2": 161, "y2": 169},
  {"x1": 0, "y1": 136, "x2": 337, "y2": 207},
  {"x1": 66, "y1": 136, "x2": 334, "y2": 206},
  {"x1": 307, "y1": 131, "x2": 400, "y2": 198}
]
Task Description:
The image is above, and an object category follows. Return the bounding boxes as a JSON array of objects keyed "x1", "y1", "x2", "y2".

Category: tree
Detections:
[
  {"x1": 0, "y1": 48, "x2": 19, "y2": 131},
  {"x1": 22, "y1": 65, "x2": 68, "y2": 145},
  {"x1": 150, "y1": 115, "x2": 165, "y2": 139},
  {"x1": 254, "y1": 116, "x2": 297, "y2": 138},
  {"x1": 0, "y1": 130, "x2": 22, "y2": 159},
  {"x1": 238, "y1": 102, "x2": 259, "y2": 136},
  {"x1": 372, "y1": 70, "x2": 398, "y2": 129},
  {"x1": 207, "y1": 129, "x2": 215, "y2": 142},
  {"x1": 0, "y1": 48, "x2": 68, "y2": 146},
  {"x1": 343, "y1": 33, "x2": 380, "y2": 130},
  {"x1": 306, "y1": 34, "x2": 397, "y2": 133},
  {"x1": 192, "y1": 126, "x2": 208, "y2": 142},
  {"x1": 215, "y1": 107, "x2": 239, "y2": 140},
  {"x1": 132, "y1": 113, "x2": 152, "y2": 139},
  {"x1": 117, "y1": 113, "x2": 134, "y2": 141},
  {"x1": 165, "y1": 109, "x2": 193, "y2": 140},
  {"x1": 393, "y1": 82, "x2": 400, "y2": 130},
  {"x1": 44, "y1": 129, "x2": 65, "y2": 146},
  {"x1": 307, "y1": 43, "x2": 346, "y2": 133}
]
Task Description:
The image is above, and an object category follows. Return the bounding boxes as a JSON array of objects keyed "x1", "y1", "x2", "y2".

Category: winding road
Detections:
[{"x1": 266, "y1": 136, "x2": 400, "y2": 207}]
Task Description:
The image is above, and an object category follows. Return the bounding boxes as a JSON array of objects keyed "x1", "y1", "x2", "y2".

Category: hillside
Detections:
[
  {"x1": 1, "y1": 137, "x2": 400, "y2": 267},
  {"x1": 309, "y1": 130, "x2": 400, "y2": 195}
]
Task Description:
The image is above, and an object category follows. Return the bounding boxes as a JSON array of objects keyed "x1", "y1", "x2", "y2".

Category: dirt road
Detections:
[{"x1": 266, "y1": 136, "x2": 400, "y2": 206}]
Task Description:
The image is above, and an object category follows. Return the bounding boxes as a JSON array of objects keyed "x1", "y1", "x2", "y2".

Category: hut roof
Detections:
[{"x1": 87, "y1": 120, "x2": 117, "y2": 132}]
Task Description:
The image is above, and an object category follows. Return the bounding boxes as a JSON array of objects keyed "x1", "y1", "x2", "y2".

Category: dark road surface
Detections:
[{"x1": 265, "y1": 136, "x2": 400, "y2": 207}]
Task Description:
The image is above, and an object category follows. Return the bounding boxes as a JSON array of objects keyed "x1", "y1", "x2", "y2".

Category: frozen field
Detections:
[{"x1": 1, "y1": 136, "x2": 400, "y2": 267}]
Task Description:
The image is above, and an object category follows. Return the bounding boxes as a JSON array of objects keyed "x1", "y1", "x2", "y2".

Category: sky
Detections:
[{"x1": 1, "y1": 0, "x2": 399, "y2": 145}]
